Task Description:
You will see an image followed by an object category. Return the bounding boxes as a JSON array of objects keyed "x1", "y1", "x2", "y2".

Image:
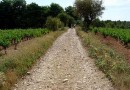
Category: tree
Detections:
[
  {"x1": 58, "y1": 12, "x2": 75, "y2": 27},
  {"x1": 75, "y1": 0, "x2": 104, "y2": 31},
  {"x1": 68, "y1": 16, "x2": 75, "y2": 28},
  {"x1": 65, "y1": 6, "x2": 78, "y2": 20},
  {"x1": 49, "y1": 3, "x2": 64, "y2": 17},
  {"x1": 65, "y1": 6, "x2": 74, "y2": 17},
  {"x1": 46, "y1": 17, "x2": 62, "y2": 31},
  {"x1": 26, "y1": 3, "x2": 42, "y2": 28},
  {"x1": 57, "y1": 12, "x2": 69, "y2": 26},
  {"x1": 12, "y1": 0, "x2": 26, "y2": 28},
  {"x1": 41, "y1": 6, "x2": 50, "y2": 27},
  {"x1": 0, "y1": 0, "x2": 13, "y2": 29},
  {"x1": 0, "y1": 0, "x2": 78, "y2": 29}
]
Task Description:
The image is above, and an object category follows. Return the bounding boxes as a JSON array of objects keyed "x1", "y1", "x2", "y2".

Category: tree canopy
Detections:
[
  {"x1": 0, "y1": 0, "x2": 78, "y2": 29},
  {"x1": 49, "y1": 3, "x2": 64, "y2": 17},
  {"x1": 75, "y1": 0, "x2": 104, "y2": 30}
]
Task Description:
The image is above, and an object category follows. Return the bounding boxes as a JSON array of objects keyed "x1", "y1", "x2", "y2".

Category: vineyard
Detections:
[
  {"x1": 0, "y1": 29, "x2": 49, "y2": 54},
  {"x1": 93, "y1": 28, "x2": 130, "y2": 45}
]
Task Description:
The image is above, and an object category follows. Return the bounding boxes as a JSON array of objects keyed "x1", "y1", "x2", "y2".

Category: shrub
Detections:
[
  {"x1": 46, "y1": 17, "x2": 62, "y2": 31},
  {"x1": 77, "y1": 28, "x2": 130, "y2": 90}
]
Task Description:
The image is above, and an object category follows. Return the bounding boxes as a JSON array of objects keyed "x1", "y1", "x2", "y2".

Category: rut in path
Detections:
[{"x1": 13, "y1": 29, "x2": 114, "y2": 90}]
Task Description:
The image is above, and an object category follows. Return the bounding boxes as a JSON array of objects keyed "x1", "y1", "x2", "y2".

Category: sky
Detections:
[
  {"x1": 25, "y1": 0, "x2": 130, "y2": 21},
  {"x1": 0, "y1": 0, "x2": 130, "y2": 21},
  {"x1": 102, "y1": 0, "x2": 130, "y2": 21}
]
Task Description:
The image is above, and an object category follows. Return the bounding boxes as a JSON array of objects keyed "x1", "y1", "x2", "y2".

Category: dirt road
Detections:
[{"x1": 13, "y1": 29, "x2": 114, "y2": 90}]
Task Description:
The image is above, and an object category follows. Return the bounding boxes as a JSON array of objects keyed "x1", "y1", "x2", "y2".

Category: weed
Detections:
[
  {"x1": 77, "y1": 27, "x2": 130, "y2": 90},
  {"x1": 0, "y1": 30, "x2": 65, "y2": 90}
]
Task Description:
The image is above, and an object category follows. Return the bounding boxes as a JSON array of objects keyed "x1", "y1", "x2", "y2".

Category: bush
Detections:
[
  {"x1": 46, "y1": 17, "x2": 62, "y2": 31},
  {"x1": 57, "y1": 12, "x2": 69, "y2": 26}
]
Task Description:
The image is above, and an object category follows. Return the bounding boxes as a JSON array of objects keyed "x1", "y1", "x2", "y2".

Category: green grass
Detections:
[
  {"x1": 77, "y1": 27, "x2": 130, "y2": 90},
  {"x1": 0, "y1": 30, "x2": 65, "y2": 90}
]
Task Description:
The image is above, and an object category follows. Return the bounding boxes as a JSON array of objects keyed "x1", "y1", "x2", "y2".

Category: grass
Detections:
[
  {"x1": 0, "y1": 30, "x2": 65, "y2": 90},
  {"x1": 76, "y1": 27, "x2": 130, "y2": 90}
]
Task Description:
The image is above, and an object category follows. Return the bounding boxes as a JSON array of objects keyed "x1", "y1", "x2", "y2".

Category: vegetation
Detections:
[
  {"x1": 49, "y1": 3, "x2": 64, "y2": 17},
  {"x1": 92, "y1": 19, "x2": 130, "y2": 29},
  {"x1": 0, "y1": 0, "x2": 78, "y2": 29},
  {"x1": 1, "y1": 0, "x2": 130, "y2": 90},
  {"x1": 92, "y1": 28, "x2": 130, "y2": 46},
  {"x1": 0, "y1": 30, "x2": 65, "y2": 90},
  {"x1": 75, "y1": 0, "x2": 104, "y2": 30},
  {"x1": 65, "y1": 6, "x2": 78, "y2": 21},
  {"x1": 46, "y1": 17, "x2": 62, "y2": 31},
  {"x1": 77, "y1": 27, "x2": 130, "y2": 90},
  {"x1": 58, "y1": 12, "x2": 75, "y2": 27},
  {"x1": 0, "y1": 29, "x2": 49, "y2": 54}
]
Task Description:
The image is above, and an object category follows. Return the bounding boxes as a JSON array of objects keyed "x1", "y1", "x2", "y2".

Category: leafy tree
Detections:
[
  {"x1": 0, "y1": 0, "x2": 50, "y2": 29},
  {"x1": 26, "y1": 3, "x2": 42, "y2": 28},
  {"x1": 65, "y1": 6, "x2": 74, "y2": 17},
  {"x1": 41, "y1": 6, "x2": 50, "y2": 27},
  {"x1": 58, "y1": 12, "x2": 75, "y2": 27},
  {"x1": 0, "y1": 0, "x2": 14, "y2": 28},
  {"x1": 46, "y1": 17, "x2": 62, "y2": 31},
  {"x1": 91, "y1": 19, "x2": 130, "y2": 29},
  {"x1": 65, "y1": 6, "x2": 78, "y2": 20},
  {"x1": 49, "y1": 3, "x2": 64, "y2": 17},
  {"x1": 68, "y1": 16, "x2": 75, "y2": 28},
  {"x1": 12, "y1": 0, "x2": 26, "y2": 28},
  {"x1": 57, "y1": 12, "x2": 69, "y2": 26},
  {"x1": 91, "y1": 18, "x2": 101, "y2": 27},
  {"x1": 0, "y1": 0, "x2": 78, "y2": 29},
  {"x1": 75, "y1": 0, "x2": 104, "y2": 31}
]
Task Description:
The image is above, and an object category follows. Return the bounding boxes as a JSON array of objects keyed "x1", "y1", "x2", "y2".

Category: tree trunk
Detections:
[
  {"x1": 83, "y1": 19, "x2": 92, "y2": 32},
  {"x1": 4, "y1": 47, "x2": 7, "y2": 55}
]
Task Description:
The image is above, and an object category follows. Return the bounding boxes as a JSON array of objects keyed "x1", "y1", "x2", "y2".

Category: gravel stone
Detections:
[{"x1": 13, "y1": 29, "x2": 115, "y2": 90}]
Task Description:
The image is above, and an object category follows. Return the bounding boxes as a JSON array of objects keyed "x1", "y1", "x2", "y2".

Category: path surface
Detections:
[{"x1": 13, "y1": 29, "x2": 114, "y2": 90}]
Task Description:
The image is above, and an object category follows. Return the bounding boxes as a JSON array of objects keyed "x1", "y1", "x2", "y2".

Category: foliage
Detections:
[
  {"x1": 26, "y1": 3, "x2": 44, "y2": 28},
  {"x1": 0, "y1": 0, "x2": 77, "y2": 29},
  {"x1": 57, "y1": 12, "x2": 69, "y2": 26},
  {"x1": 77, "y1": 28, "x2": 130, "y2": 90},
  {"x1": 68, "y1": 15, "x2": 75, "y2": 28},
  {"x1": 93, "y1": 28, "x2": 130, "y2": 46},
  {"x1": 92, "y1": 19, "x2": 130, "y2": 29},
  {"x1": 0, "y1": 0, "x2": 80, "y2": 29},
  {"x1": 0, "y1": 30, "x2": 65, "y2": 90},
  {"x1": 65, "y1": 6, "x2": 78, "y2": 20},
  {"x1": 0, "y1": 29, "x2": 49, "y2": 54},
  {"x1": 49, "y1": 3, "x2": 64, "y2": 17},
  {"x1": 75, "y1": 0, "x2": 104, "y2": 31},
  {"x1": 57, "y1": 12, "x2": 75, "y2": 27},
  {"x1": 46, "y1": 17, "x2": 62, "y2": 31}
]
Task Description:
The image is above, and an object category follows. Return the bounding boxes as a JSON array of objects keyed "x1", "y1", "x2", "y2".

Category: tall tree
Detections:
[
  {"x1": 12, "y1": 0, "x2": 26, "y2": 28},
  {"x1": 57, "y1": 12, "x2": 69, "y2": 26},
  {"x1": 0, "y1": 0, "x2": 13, "y2": 28},
  {"x1": 26, "y1": 3, "x2": 42, "y2": 28},
  {"x1": 75, "y1": 0, "x2": 104, "y2": 31},
  {"x1": 49, "y1": 3, "x2": 64, "y2": 17},
  {"x1": 41, "y1": 6, "x2": 50, "y2": 27},
  {"x1": 65, "y1": 6, "x2": 74, "y2": 17}
]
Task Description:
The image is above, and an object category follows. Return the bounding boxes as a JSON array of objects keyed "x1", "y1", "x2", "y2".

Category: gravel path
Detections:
[{"x1": 13, "y1": 29, "x2": 114, "y2": 90}]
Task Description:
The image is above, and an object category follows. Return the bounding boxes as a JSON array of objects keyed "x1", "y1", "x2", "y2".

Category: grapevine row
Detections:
[
  {"x1": 0, "y1": 29, "x2": 49, "y2": 54},
  {"x1": 93, "y1": 28, "x2": 130, "y2": 46}
]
